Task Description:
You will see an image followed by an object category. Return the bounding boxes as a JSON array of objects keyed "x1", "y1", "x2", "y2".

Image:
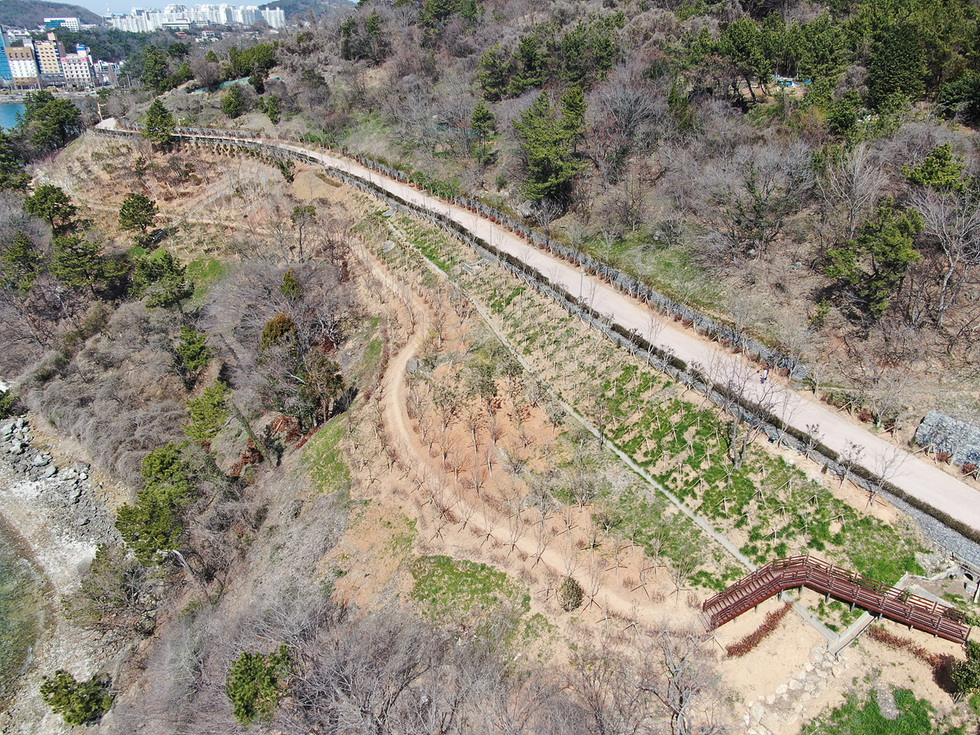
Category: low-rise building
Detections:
[
  {"x1": 44, "y1": 17, "x2": 81, "y2": 32},
  {"x1": 61, "y1": 46, "x2": 93, "y2": 88},
  {"x1": 92, "y1": 60, "x2": 119, "y2": 86}
]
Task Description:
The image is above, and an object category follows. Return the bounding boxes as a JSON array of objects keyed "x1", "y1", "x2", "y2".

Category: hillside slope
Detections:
[{"x1": 0, "y1": 0, "x2": 104, "y2": 27}]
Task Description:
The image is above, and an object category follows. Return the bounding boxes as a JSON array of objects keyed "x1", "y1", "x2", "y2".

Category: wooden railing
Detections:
[{"x1": 703, "y1": 555, "x2": 971, "y2": 644}]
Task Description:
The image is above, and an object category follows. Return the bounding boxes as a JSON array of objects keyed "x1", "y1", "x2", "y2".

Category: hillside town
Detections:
[
  {"x1": 0, "y1": 4, "x2": 284, "y2": 90},
  {"x1": 1, "y1": 30, "x2": 119, "y2": 89}
]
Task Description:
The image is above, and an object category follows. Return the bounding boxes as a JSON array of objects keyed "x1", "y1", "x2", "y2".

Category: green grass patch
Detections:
[
  {"x1": 802, "y1": 688, "x2": 961, "y2": 735},
  {"x1": 303, "y1": 416, "x2": 350, "y2": 495},
  {"x1": 186, "y1": 256, "x2": 227, "y2": 302},
  {"x1": 362, "y1": 337, "x2": 383, "y2": 376},
  {"x1": 385, "y1": 517, "x2": 417, "y2": 556},
  {"x1": 352, "y1": 316, "x2": 383, "y2": 383},
  {"x1": 410, "y1": 555, "x2": 529, "y2": 622},
  {"x1": 598, "y1": 487, "x2": 706, "y2": 575}
]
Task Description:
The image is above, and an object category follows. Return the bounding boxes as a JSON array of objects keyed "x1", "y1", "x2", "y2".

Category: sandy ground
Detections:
[
  {"x1": 709, "y1": 587, "x2": 969, "y2": 734},
  {"x1": 332, "y1": 207, "x2": 977, "y2": 734}
]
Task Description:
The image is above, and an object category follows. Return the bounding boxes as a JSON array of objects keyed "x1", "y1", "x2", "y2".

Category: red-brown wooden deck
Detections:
[{"x1": 702, "y1": 555, "x2": 971, "y2": 645}]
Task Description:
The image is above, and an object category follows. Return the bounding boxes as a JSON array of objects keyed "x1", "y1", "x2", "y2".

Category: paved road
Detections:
[{"x1": 95, "y1": 120, "x2": 980, "y2": 536}]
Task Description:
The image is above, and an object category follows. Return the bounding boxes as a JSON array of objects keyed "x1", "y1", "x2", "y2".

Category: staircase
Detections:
[{"x1": 703, "y1": 555, "x2": 972, "y2": 645}]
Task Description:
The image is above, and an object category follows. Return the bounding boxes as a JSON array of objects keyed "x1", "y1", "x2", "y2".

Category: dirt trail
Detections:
[{"x1": 356, "y1": 237, "x2": 700, "y2": 629}]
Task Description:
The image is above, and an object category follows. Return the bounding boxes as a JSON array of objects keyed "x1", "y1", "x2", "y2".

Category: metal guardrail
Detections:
[
  {"x1": 703, "y1": 554, "x2": 971, "y2": 644},
  {"x1": 102, "y1": 120, "x2": 807, "y2": 378}
]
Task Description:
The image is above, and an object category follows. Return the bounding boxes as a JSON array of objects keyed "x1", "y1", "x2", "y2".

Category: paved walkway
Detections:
[{"x1": 95, "y1": 120, "x2": 980, "y2": 536}]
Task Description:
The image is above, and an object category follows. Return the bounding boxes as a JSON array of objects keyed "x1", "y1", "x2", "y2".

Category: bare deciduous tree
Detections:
[
  {"x1": 817, "y1": 143, "x2": 888, "y2": 245},
  {"x1": 913, "y1": 189, "x2": 980, "y2": 327}
]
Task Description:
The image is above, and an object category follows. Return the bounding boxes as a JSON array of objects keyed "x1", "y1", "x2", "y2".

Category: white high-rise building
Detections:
[
  {"x1": 109, "y1": 3, "x2": 285, "y2": 31},
  {"x1": 6, "y1": 44, "x2": 40, "y2": 88},
  {"x1": 261, "y1": 7, "x2": 284, "y2": 28}
]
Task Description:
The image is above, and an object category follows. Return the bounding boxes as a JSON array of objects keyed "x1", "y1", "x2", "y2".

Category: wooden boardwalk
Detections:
[{"x1": 703, "y1": 555, "x2": 971, "y2": 645}]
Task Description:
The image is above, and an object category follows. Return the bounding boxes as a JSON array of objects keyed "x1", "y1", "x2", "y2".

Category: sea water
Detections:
[
  {"x1": 0, "y1": 103, "x2": 25, "y2": 132},
  {"x1": 0, "y1": 515, "x2": 45, "y2": 706}
]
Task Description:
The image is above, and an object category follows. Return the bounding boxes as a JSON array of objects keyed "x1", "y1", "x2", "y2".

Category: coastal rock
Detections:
[{"x1": 1, "y1": 417, "x2": 119, "y2": 546}]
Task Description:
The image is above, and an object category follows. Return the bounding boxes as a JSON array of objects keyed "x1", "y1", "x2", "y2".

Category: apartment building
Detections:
[
  {"x1": 5, "y1": 45, "x2": 39, "y2": 88},
  {"x1": 0, "y1": 33, "x2": 12, "y2": 83},
  {"x1": 34, "y1": 35, "x2": 64, "y2": 75},
  {"x1": 44, "y1": 17, "x2": 81, "y2": 32},
  {"x1": 62, "y1": 46, "x2": 93, "y2": 88}
]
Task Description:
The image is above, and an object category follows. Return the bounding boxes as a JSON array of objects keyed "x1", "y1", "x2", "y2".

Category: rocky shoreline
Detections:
[
  {"x1": 1, "y1": 418, "x2": 116, "y2": 544},
  {"x1": 0, "y1": 417, "x2": 120, "y2": 734}
]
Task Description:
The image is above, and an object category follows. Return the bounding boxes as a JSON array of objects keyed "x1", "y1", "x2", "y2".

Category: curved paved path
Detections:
[{"x1": 95, "y1": 119, "x2": 980, "y2": 537}]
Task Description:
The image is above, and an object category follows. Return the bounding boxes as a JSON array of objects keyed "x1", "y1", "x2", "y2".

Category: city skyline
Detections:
[{"x1": 35, "y1": 0, "x2": 299, "y2": 21}]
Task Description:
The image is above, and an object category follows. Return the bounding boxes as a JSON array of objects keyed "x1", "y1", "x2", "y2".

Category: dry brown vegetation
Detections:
[
  {"x1": 191, "y1": 0, "x2": 980, "y2": 440},
  {"x1": 726, "y1": 602, "x2": 793, "y2": 658},
  {"x1": 6, "y1": 137, "x2": 734, "y2": 734},
  {"x1": 10, "y1": 130, "x2": 980, "y2": 735}
]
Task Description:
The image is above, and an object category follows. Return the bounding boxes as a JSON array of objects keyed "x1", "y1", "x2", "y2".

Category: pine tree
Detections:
[
  {"x1": 174, "y1": 326, "x2": 212, "y2": 388},
  {"x1": 40, "y1": 671, "x2": 113, "y2": 726},
  {"x1": 867, "y1": 23, "x2": 925, "y2": 110},
  {"x1": 477, "y1": 45, "x2": 512, "y2": 101},
  {"x1": 825, "y1": 199, "x2": 924, "y2": 318},
  {"x1": 131, "y1": 250, "x2": 194, "y2": 310},
  {"x1": 470, "y1": 100, "x2": 495, "y2": 163},
  {"x1": 25, "y1": 185, "x2": 76, "y2": 233},
  {"x1": 0, "y1": 131, "x2": 28, "y2": 192},
  {"x1": 904, "y1": 143, "x2": 967, "y2": 192},
  {"x1": 116, "y1": 443, "x2": 197, "y2": 564},
  {"x1": 119, "y1": 193, "x2": 159, "y2": 242},
  {"x1": 514, "y1": 91, "x2": 587, "y2": 205},
  {"x1": 222, "y1": 85, "x2": 249, "y2": 119},
  {"x1": 186, "y1": 382, "x2": 230, "y2": 447},
  {"x1": 140, "y1": 45, "x2": 170, "y2": 93},
  {"x1": 51, "y1": 235, "x2": 104, "y2": 292},
  {"x1": 0, "y1": 232, "x2": 44, "y2": 291},
  {"x1": 143, "y1": 99, "x2": 175, "y2": 146}
]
